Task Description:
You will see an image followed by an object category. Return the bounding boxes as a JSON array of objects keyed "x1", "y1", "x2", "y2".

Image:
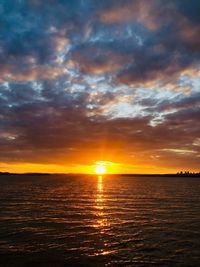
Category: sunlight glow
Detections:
[{"x1": 94, "y1": 162, "x2": 107, "y2": 175}]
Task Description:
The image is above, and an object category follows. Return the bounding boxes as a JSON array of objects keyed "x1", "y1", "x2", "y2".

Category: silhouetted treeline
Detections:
[
  {"x1": 118, "y1": 173, "x2": 200, "y2": 177},
  {"x1": 176, "y1": 171, "x2": 200, "y2": 177}
]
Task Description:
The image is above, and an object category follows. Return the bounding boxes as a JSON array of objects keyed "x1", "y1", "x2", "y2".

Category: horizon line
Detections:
[{"x1": 0, "y1": 171, "x2": 200, "y2": 176}]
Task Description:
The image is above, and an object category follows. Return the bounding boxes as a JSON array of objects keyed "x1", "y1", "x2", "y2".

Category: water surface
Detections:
[{"x1": 0, "y1": 175, "x2": 200, "y2": 266}]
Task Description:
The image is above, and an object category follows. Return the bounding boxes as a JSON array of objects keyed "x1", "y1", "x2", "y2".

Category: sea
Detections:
[{"x1": 0, "y1": 174, "x2": 200, "y2": 266}]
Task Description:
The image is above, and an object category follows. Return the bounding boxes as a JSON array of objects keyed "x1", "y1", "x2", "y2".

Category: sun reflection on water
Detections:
[
  {"x1": 92, "y1": 175, "x2": 112, "y2": 256},
  {"x1": 98, "y1": 175, "x2": 103, "y2": 194},
  {"x1": 95, "y1": 176, "x2": 106, "y2": 225}
]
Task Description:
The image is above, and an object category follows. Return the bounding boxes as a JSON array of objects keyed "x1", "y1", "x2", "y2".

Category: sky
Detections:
[{"x1": 0, "y1": 0, "x2": 200, "y2": 174}]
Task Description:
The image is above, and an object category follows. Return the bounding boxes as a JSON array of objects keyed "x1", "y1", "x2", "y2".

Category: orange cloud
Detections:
[
  {"x1": 177, "y1": 16, "x2": 200, "y2": 51},
  {"x1": 72, "y1": 47, "x2": 131, "y2": 75},
  {"x1": 0, "y1": 65, "x2": 66, "y2": 82},
  {"x1": 99, "y1": 0, "x2": 163, "y2": 31},
  {"x1": 53, "y1": 36, "x2": 70, "y2": 52}
]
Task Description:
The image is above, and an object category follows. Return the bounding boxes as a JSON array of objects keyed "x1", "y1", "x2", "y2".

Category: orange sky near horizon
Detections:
[
  {"x1": 0, "y1": 1, "x2": 199, "y2": 174},
  {"x1": 0, "y1": 161, "x2": 186, "y2": 175}
]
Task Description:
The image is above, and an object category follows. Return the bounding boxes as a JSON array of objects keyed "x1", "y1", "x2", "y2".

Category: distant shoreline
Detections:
[{"x1": 0, "y1": 172, "x2": 200, "y2": 177}]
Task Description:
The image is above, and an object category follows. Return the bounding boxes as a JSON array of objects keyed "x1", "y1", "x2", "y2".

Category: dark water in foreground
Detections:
[{"x1": 0, "y1": 175, "x2": 200, "y2": 267}]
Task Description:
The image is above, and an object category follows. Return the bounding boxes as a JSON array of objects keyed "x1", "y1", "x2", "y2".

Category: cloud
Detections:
[
  {"x1": 71, "y1": 45, "x2": 131, "y2": 75},
  {"x1": 0, "y1": 65, "x2": 67, "y2": 82},
  {"x1": 0, "y1": 0, "x2": 200, "y2": 172},
  {"x1": 99, "y1": 0, "x2": 167, "y2": 31}
]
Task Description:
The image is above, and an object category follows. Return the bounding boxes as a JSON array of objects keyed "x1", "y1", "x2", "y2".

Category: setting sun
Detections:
[{"x1": 95, "y1": 163, "x2": 107, "y2": 175}]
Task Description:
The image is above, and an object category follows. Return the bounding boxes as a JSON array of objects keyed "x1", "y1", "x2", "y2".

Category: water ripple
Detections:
[{"x1": 0, "y1": 175, "x2": 200, "y2": 266}]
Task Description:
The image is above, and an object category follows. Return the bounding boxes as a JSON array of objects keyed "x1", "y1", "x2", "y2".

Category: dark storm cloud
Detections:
[{"x1": 0, "y1": 0, "x2": 199, "y2": 170}]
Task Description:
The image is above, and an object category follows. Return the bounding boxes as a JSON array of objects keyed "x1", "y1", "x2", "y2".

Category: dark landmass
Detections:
[
  {"x1": 119, "y1": 173, "x2": 200, "y2": 178},
  {"x1": 0, "y1": 172, "x2": 51, "y2": 176},
  {"x1": 0, "y1": 172, "x2": 199, "y2": 177}
]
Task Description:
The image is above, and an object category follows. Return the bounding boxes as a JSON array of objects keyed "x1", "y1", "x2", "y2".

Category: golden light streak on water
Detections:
[
  {"x1": 1, "y1": 175, "x2": 200, "y2": 266},
  {"x1": 93, "y1": 175, "x2": 111, "y2": 256}
]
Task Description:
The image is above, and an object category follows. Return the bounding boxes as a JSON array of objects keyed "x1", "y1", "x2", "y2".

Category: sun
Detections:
[{"x1": 95, "y1": 163, "x2": 107, "y2": 175}]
